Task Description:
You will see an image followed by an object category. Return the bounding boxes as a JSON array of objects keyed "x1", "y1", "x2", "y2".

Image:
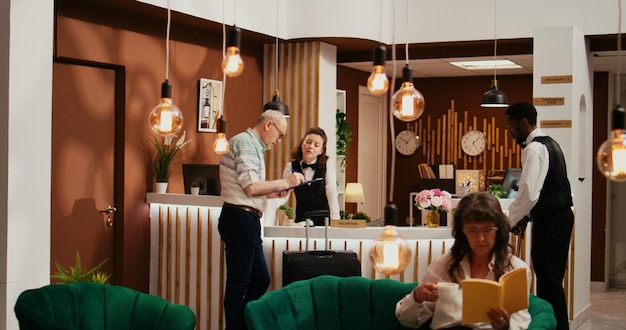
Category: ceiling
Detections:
[{"x1": 71, "y1": 0, "x2": 626, "y2": 79}]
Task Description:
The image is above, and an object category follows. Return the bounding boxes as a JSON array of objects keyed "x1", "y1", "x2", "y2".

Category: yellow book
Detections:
[{"x1": 461, "y1": 267, "x2": 528, "y2": 325}]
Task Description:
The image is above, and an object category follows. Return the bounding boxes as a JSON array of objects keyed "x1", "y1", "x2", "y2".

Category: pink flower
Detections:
[{"x1": 414, "y1": 188, "x2": 452, "y2": 212}]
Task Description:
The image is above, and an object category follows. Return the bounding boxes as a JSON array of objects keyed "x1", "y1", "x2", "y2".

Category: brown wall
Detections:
[{"x1": 56, "y1": 2, "x2": 267, "y2": 291}]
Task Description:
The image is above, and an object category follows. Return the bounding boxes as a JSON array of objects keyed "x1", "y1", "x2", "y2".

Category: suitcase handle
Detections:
[
  {"x1": 308, "y1": 251, "x2": 335, "y2": 258},
  {"x1": 304, "y1": 210, "x2": 329, "y2": 219},
  {"x1": 304, "y1": 210, "x2": 330, "y2": 251}
]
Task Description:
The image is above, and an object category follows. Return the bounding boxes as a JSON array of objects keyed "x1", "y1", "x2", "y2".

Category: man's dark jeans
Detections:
[{"x1": 218, "y1": 207, "x2": 270, "y2": 330}]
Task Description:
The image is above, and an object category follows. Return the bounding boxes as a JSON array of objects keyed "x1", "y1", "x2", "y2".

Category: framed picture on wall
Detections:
[{"x1": 197, "y1": 78, "x2": 223, "y2": 133}]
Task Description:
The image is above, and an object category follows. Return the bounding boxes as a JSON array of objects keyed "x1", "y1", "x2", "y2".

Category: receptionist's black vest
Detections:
[
  {"x1": 530, "y1": 136, "x2": 573, "y2": 218},
  {"x1": 291, "y1": 160, "x2": 329, "y2": 223}
]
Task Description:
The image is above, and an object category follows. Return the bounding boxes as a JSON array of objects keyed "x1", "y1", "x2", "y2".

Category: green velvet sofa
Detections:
[
  {"x1": 244, "y1": 275, "x2": 557, "y2": 330},
  {"x1": 14, "y1": 282, "x2": 196, "y2": 330}
]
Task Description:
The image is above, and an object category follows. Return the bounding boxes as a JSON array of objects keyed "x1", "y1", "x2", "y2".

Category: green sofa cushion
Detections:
[
  {"x1": 245, "y1": 275, "x2": 557, "y2": 330},
  {"x1": 14, "y1": 283, "x2": 196, "y2": 330}
]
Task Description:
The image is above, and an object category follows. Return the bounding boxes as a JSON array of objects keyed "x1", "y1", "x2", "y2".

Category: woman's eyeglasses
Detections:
[{"x1": 464, "y1": 227, "x2": 498, "y2": 237}]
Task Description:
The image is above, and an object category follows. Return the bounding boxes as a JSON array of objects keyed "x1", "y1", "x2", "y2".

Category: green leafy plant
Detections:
[
  {"x1": 351, "y1": 211, "x2": 371, "y2": 222},
  {"x1": 488, "y1": 183, "x2": 506, "y2": 198},
  {"x1": 278, "y1": 204, "x2": 294, "y2": 218},
  {"x1": 149, "y1": 131, "x2": 192, "y2": 182},
  {"x1": 52, "y1": 251, "x2": 110, "y2": 284},
  {"x1": 190, "y1": 181, "x2": 201, "y2": 188},
  {"x1": 336, "y1": 109, "x2": 352, "y2": 171}
]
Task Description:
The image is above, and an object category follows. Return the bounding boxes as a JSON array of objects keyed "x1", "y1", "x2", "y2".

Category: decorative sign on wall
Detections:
[
  {"x1": 533, "y1": 97, "x2": 565, "y2": 105},
  {"x1": 197, "y1": 78, "x2": 223, "y2": 133},
  {"x1": 540, "y1": 120, "x2": 572, "y2": 128},
  {"x1": 541, "y1": 75, "x2": 573, "y2": 84}
]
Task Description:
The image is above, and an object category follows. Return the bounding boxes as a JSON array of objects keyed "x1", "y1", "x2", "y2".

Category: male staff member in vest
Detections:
[
  {"x1": 505, "y1": 101, "x2": 574, "y2": 330},
  {"x1": 218, "y1": 110, "x2": 305, "y2": 330}
]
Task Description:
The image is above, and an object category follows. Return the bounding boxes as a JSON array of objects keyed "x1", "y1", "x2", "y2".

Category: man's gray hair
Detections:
[{"x1": 258, "y1": 110, "x2": 286, "y2": 125}]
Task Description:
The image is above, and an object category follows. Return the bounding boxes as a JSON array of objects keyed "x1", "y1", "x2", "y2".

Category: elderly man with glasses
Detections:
[{"x1": 218, "y1": 110, "x2": 305, "y2": 330}]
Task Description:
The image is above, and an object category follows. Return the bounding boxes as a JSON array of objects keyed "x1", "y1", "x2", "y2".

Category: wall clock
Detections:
[
  {"x1": 395, "y1": 130, "x2": 420, "y2": 156},
  {"x1": 461, "y1": 130, "x2": 487, "y2": 156}
]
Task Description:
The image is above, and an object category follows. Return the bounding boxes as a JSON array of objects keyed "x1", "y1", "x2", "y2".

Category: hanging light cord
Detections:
[
  {"x1": 617, "y1": 0, "x2": 622, "y2": 105},
  {"x1": 165, "y1": 0, "x2": 171, "y2": 80},
  {"x1": 492, "y1": 0, "x2": 498, "y2": 81},
  {"x1": 404, "y1": 0, "x2": 409, "y2": 65},
  {"x1": 275, "y1": 0, "x2": 279, "y2": 92},
  {"x1": 388, "y1": 0, "x2": 398, "y2": 202},
  {"x1": 220, "y1": 0, "x2": 227, "y2": 119}
]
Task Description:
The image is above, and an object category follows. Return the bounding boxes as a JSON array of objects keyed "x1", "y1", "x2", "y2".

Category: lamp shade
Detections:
[
  {"x1": 481, "y1": 80, "x2": 509, "y2": 108},
  {"x1": 345, "y1": 183, "x2": 365, "y2": 203},
  {"x1": 263, "y1": 90, "x2": 290, "y2": 117}
]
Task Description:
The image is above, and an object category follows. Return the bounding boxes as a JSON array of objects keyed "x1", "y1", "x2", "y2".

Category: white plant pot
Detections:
[
  {"x1": 155, "y1": 182, "x2": 168, "y2": 194},
  {"x1": 190, "y1": 187, "x2": 200, "y2": 196}
]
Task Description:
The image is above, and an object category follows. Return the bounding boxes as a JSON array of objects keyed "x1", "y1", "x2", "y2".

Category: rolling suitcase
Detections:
[{"x1": 282, "y1": 210, "x2": 362, "y2": 287}]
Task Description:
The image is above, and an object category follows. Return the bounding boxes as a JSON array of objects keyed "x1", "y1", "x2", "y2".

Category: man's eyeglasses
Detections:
[
  {"x1": 464, "y1": 227, "x2": 498, "y2": 237},
  {"x1": 270, "y1": 121, "x2": 284, "y2": 139}
]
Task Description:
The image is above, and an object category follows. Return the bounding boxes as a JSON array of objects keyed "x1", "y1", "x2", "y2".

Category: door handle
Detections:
[{"x1": 100, "y1": 205, "x2": 117, "y2": 227}]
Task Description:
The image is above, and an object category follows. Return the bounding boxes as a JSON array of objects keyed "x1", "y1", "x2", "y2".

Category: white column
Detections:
[
  {"x1": 1, "y1": 1, "x2": 53, "y2": 329},
  {"x1": 533, "y1": 25, "x2": 593, "y2": 327}
]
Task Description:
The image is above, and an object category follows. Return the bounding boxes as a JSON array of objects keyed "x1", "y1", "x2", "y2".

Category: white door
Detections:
[{"x1": 357, "y1": 86, "x2": 387, "y2": 220}]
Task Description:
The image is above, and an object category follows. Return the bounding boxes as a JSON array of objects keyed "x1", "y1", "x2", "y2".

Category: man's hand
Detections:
[
  {"x1": 285, "y1": 172, "x2": 305, "y2": 187},
  {"x1": 510, "y1": 216, "x2": 531, "y2": 237}
]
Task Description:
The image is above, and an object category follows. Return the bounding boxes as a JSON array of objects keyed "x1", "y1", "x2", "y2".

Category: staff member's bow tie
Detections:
[{"x1": 302, "y1": 162, "x2": 317, "y2": 170}]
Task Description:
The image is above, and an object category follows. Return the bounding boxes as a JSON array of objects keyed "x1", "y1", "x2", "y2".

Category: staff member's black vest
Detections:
[
  {"x1": 530, "y1": 136, "x2": 573, "y2": 218},
  {"x1": 291, "y1": 160, "x2": 328, "y2": 226}
]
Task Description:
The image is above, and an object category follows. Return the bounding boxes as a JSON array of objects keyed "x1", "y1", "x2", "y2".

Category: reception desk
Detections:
[{"x1": 147, "y1": 193, "x2": 531, "y2": 330}]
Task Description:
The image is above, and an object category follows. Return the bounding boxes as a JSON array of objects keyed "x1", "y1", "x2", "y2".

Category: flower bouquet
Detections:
[
  {"x1": 150, "y1": 131, "x2": 191, "y2": 183},
  {"x1": 414, "y1": 188, "x2": 452, "y2": 227}
]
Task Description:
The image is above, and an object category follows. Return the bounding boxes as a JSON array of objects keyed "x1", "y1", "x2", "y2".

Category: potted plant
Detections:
[
  {"x1": 276, "y1": 204, "x2": 294, "y2": 226},
  {"x1": 149, "y1": 131, "x2": 191, "y2": 193},
  {"x1": 335, "y1": 109, "x2": 352, "y2": 171},
  {"x1": 351, "y1": 211, "x2": 371, "y2": 222},
  {"x1": 488, "y1": 183, "x2": 506, "y2": 198},
  {"x1": 190, "y1": 181, "x2": 201, "y2": 196},
  {"x1": 52, "y1": 251, "x2": 111, "y2": 284}
]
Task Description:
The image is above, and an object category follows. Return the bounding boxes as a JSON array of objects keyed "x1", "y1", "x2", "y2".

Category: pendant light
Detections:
[
  {"x1": 149, "y1": 0, "x2": 183, "y2": 137},
  {"x1": 597, "y1": 0, "x2": 626, "y2": 181},
  {"x1": 263, "y1": 0, "x2": 289, "y2": 116},
  {"x1": 214, "y1": 0, "x2": 231, "y2": 155},
  {"x1": 222, "y1": 25, "x2": 244, "y2": 77},
  {"x1": 367, "y1": 0, "x2": 389, "y2": 95},
  {"x1": 481, "y1": 0, "x2": 509, "y2": 108},
  {"x1": 214, "y1": 116, "x2": 229, "y2": 154},
  {"x1": 368, "y1": 45, "x2": 389, "y2": 95},
  {"x1": 391, "y1": 0, "x2": 424, "y2": 122}
]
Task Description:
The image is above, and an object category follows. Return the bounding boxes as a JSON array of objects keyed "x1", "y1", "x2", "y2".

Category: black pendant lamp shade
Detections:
[
  {"x1": 481, "y1": 80, "x2": 509, "y2": 108},
  {"x1": 263, "y1": 90, "x2": 290, "y2": 117}
]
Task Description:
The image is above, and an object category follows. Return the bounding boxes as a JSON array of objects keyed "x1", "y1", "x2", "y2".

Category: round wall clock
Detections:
[
  {"x1": 461, "y1": 130, "x2": 487, "y2": 156},
  {"x1": 395, "y1": 130, "x2": 420, "y2": 156}
]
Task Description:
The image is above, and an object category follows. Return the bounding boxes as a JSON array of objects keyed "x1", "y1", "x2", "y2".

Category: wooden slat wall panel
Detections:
[
  {"x1": 408, "y1": 100, "x2": 522, "y2": 171},
  {"x1": 264, "y1": 42, "x2": 321, "y2": 181}
]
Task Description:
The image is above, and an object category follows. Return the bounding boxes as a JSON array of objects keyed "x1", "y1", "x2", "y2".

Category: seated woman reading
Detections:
[{"x1": 395, "y1": 192, "x2": 531, "y2": 330}]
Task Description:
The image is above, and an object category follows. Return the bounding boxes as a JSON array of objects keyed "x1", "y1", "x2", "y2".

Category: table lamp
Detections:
[{"x1": 344, "y1": 183, "x2": 365, "y2": 216}]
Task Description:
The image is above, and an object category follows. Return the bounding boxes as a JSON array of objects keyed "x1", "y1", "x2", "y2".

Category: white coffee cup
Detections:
[{"x1": 437, "y1": 282, "x2": 459, "y2": 302}]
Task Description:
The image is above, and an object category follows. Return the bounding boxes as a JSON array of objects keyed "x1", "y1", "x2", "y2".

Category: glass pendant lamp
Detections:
[{"x1": 149, "y1": 0, "x2": 183, "y2": 136}]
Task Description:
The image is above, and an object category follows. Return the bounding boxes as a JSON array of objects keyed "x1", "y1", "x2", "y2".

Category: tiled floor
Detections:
[{"x1": 577, "y1": 288, "x2": 626, "y2": 329}]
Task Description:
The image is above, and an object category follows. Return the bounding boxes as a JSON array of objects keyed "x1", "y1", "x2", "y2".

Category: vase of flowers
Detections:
[
  {"x1": 414, "y1": 188, "x2": 453, "y2": 228},
  {"x1": 150, "y1": 131, "x2": 191, "y2": 192}
]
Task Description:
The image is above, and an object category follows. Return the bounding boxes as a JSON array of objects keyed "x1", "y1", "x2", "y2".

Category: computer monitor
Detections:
[
  {"x1": 501, "y1": 167, "x2": 522, "y2": 198},
  {"x1": 182, "y1": 164, "x2": 221, "y2": 195}
]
